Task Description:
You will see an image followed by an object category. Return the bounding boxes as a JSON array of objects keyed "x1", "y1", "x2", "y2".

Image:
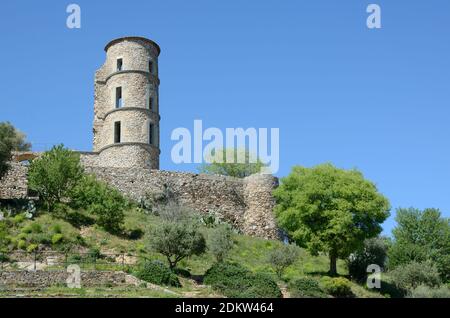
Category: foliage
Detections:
[
  {"x1": 288, "y1": 277, "x2": 327, "y2": 298},
  {"x1": 69, "y1": 175, "x2": 128, "y2": 233},
  {"x1": 320, "y1": 277, "x2": 354, "y2": 298},
  {"x1": 408, "y1": 285, "x2": 450, "y2": 298},
  {"x1": 204, "y1": 262, "x2": 282, "y2": 298},
  {"x1": 147, "y1": 217, "x2": 206, "y2": 269},
  {"x1": 208, "y1": 225, "x2": 234, "y2": 263},
  {"x1": 348, "y1": 237, "x2": 389, "y2": 282},
  {"x1": 274, "y1": 163, "x2": 390, "y2": 275},
  {"x1": 28, "y1": 145, "x2": 83, "y2": 211},
  {"x1": 388, "y1": 208, "x2": 450, "y2": 281},
  {"x1": 0, "y1": 121, "x2": 31, "y2": 178},
  {"x1": 268, "y1": 243, "x2": 300, "y2": 278},
  {"x1": 388, "y1": 261, "x2": 441, "y2": 291},
  {"x1": 135, "y1": 260, "x2": 181, "y2": 287},
  {"x1": 198, "y1": 148, "x2": 267, "y2": 178}
]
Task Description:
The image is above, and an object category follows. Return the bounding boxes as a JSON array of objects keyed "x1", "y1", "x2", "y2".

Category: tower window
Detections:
[
  {"x1": 149, "y1": 61, "x2": 153, "y2": 74},
  {"x1": 114, "y1": 121, "x2": 121, "y2": 143},
  {"x1": 115, "y1": 87, "x2": 122, "y2": 108},
  {"x1": 117, "y1": 58, "x2": 123, "y2": 71},
  {"x1": 149, "y1": 96, "x2": 154, "y2": 111},
  {"x1": 149, "y1": 123, "x2": 155, "y2": 145}
]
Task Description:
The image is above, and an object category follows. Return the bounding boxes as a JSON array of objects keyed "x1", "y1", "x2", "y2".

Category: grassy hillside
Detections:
[{"x1": 0, "y1": 206, "x2": 386, "y2": 298}]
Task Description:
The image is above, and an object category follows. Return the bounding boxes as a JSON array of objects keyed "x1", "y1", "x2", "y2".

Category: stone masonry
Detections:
[{"x1": 0, "y1": 37, "x2": 280, "y2": 240}]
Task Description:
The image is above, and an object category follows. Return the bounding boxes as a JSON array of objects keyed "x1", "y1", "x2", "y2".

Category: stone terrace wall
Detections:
[{"x1": 0, "y1": 270, "x2": 128, "y2": 288}]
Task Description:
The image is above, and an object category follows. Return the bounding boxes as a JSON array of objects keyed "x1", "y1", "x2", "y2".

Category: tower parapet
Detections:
[{"x1": 93, "y1": 36, "x2": 161, "y2": 169}]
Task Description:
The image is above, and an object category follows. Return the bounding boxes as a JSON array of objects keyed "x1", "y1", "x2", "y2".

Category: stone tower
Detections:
[{"x1": 92, "y1": 36, "x2": 161, "y2": 169}]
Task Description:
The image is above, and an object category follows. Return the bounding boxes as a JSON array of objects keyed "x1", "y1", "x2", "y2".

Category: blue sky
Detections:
[{"x1": 0, "y1": 1, "x2": 449, "y2": 235}]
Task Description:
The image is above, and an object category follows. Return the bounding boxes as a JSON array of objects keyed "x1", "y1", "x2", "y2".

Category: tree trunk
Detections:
[{"x1": 329, "y1": 253, "x2": 337, "y2": 276}]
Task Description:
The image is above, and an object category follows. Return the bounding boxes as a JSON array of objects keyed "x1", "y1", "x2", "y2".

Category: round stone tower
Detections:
[{"x1": 92, "y1": 36, "x2": 160, "y2": 169}]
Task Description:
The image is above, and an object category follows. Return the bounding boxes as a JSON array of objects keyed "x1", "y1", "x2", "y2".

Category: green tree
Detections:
[
  {"x1": 274, "y1": 163, "x2": 390, "y2": 276},
  {"x1": 28, "y1": 144, "x2": 83, "y2": 211},
  {"x1": 388, "y1": 208, "x2": 450, "y2": 281},
  {"x1": 148, "y1": 217, "x2": 206, "y2": 269},
  {"x1": 198, "y1": 148, "x2": 266, "y2": 178},
  {"x1": 70, "y1": 175, "x2": 128, "y2": 233},
  {"x1": 268, "y1": 243, "x2": 300, "y2": 279},
  {"x1": 208, "y1": 225, "x2": 234, "y2": 263},
  {"x1": 0, "y1": 121, "x2": 31, "y2": 177}
]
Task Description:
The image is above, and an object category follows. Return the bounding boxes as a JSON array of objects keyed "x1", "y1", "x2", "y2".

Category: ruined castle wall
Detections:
[{"x1": 0, "y1": 162, "x2": 28, "y2": 199}]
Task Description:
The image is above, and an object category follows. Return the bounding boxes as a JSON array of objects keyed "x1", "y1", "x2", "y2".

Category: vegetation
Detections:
[
  {"x1": 319, "y1": 277, "x2": 354, "y2": 298},
  {"x1": 268, "y1": 243, "x2": 300, "y2": 279},
  {"x1": 348, "y1": 237, "x2": 389, "y2": 282},
  {"x1": 204, "y1": 262, "x2": 282, "y2": 298},
  {"x1": 198, "y1": 148, "x2": 266, "y2": 178},
  {"x1": 208, "y1": 225, "x2": 234, "y2": 263},
  {"x1": 274, "y1": 163, "x2": 390, "y2": 275},
  {"x1": 0, "y1": 121, "x2": 31, "y2": 178},
  {"x1": 135, "y1": 260, "x2": 181, "y2": 287},
  {"x1": 288, "y1": 277, "x2": 327, "y2": 298},
  {"x1": 408, "y1": 285, "x2": 450, "y2": 298},
  {"x1": 388, "y1": 207, "x2": 450, "y2": 281},
  {"x1": 388, "y1": 261, "x2": 441, "y2": 292},
  {"x1": 28, "y1": 145, "x2": 83, "y2": 211},
  {"x1": 147, "y1": 215, "x2": 206, "y2": 270}
]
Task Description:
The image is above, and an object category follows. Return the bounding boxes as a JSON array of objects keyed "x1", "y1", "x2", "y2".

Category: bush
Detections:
[
  {"x1": 26, "y1": 243, "x2": 38, "y2": 253},
  {"x1": 208, "y1": 225, "x2": 234, "y2": 263},
  {"x1": 408, "y1": 285, "x2": 450, "y2": 298},
  {"x1": 204, "y1": 262, "x2": 282, "y2": 298},
  {"x1": 389, "y1": 261, "x2": 441, "y2": 291},
  {"x1": 320, "y1": 277, "x2": 353, "y2": 298},
  {"x1": 148, "y1": 217, "x2": 206, "y2": 269},
  {"x1": 135, "y1": 260, "x2": 181, "y2": 287},
  {"x1": 28, "y1": 145, "x2": 83, "y2": 211},
  {"x1": 0, "y1": 121, "x2": 31, "y2": 178},
  {"x1": 268, "y1": 243, "x2": 300, "y2": 279},
  {"x1": 17, "y1": 239, "x2": 27, "y2": 250},
  {"x1": 70, "y1": 175, "x2": 128, "y2": 233},
  {"x1": 51, "y1": 233, "x2": 64, "y2": 245},
  {"x1": 22, "y1": 223, "x2": 42, "y2": 234},
  {"x1": 348, "y1": 237, "x2": 389, "y2": 282},
  {"x1": 289, "y1": 277, "x2": 327, "y2": 298}
]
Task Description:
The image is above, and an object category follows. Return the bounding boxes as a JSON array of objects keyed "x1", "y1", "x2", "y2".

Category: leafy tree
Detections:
[
  {"x1": 274, "y1": 163, "x2": 390, "y2": 275},
  {"x1": 208, "y1": 225, "x2": 234, "y2": 263},
  {"x1": 0, "y1": 121, "x2": 31, "y2": 177},
  {"x1": 69, "y1": 175, "x2": 128, "y2": 233},
  {"x1": 268, "y1": 243, "x2": 300, "y2": 279},
  {"x1": 388, "y1": 208, "x2": 450, "y2": 281},
  {"x1": 148, "y1": 217, "x2": 206, "y2": 269},
  {"x1": 198, "y1": 148, "x2": 266, "y2": 178},
  {"x1": 348, "y1": 237, "x2": 390, "y2": 282},
  {"x1": 28, "y1": 145, "x2": 83, "y2": 211}
]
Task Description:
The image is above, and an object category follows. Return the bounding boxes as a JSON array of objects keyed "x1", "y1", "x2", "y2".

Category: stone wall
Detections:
[
  {"x1": 0, "y1": 154, "x2": 280, "y2": 240},
  {"x1": 0, "y1": 270, "x2": 128, "y2": 288},
  {"x1": 0, "y1": 162, "x2": 28, "y2": 199}
]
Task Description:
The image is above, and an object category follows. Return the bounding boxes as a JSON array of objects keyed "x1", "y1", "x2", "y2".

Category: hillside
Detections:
[{"x1": 0, "y1": 206, "x2": 387, "y2": 298}]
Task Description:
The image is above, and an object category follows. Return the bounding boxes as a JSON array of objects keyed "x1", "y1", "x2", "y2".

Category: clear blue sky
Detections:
[{"x1": 1, "y1": 1, "x2": 449, "y2": 235}]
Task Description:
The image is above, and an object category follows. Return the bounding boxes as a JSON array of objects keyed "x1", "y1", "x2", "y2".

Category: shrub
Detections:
[
  {"x1": 28, "y1": 145, "x2": 83, "y2": 211},
  {"x1": 268, "y1": 243, "x2": 300, "y2": 279},
  {"x1": 408, "y1": 285, "x2": 450, "y2": 298},
  {"x1": 17, "y1": 239, "x2": 27, "y2": 250},
  {"x1": 26, "y1": 243, "x2": 38, "y2": 253},
  {"x1": 289, "y1": 277, "x2": 327, "y2": 298},
  {"x1": 135, "y1": 260, "x2": 181, "y2": 287},
  {"x1": 204, "y1": 262, "x2": 282, "y2": 298},
  {"x1": 51, "y1": 233, "x2": 64, "y2": 245},
  {"x1": 389, "y1": 261, "x2": 441, "y2": 291},
  {"x1": 12, "y1": 214, "x2": 25, "y2": 225},
  {"x1": 148, "y1": 218, "x2": 206, "y2": 269},
  {"x1": 348, "y1": 237, "x2": 389, "y2": 282},
  {"x1": 0, "y1": 121, "x2": 31, "y2": 178},
  {"x1": 22, "y1": 223, "x2": 42, "y2": 234},
  {"x1": 320, "y1": 277, "x2": 353, "y2": 298},
  {"x1": 69, "y1": 175, "x2": 128, "y2": 233},
  {"x1": 208, "y1": 225, "x2": 234, "y2": 263}
]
